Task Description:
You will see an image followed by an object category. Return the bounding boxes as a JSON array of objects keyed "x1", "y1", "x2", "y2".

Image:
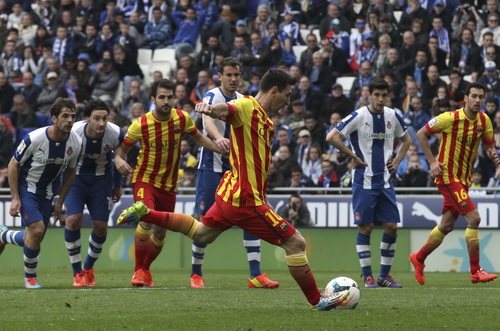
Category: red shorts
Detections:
[
  {"x1": 133, "y1": 182, "x2": 176, "y2": 212},
  {"x1": 203, "y1": 195, "x2": 296, "y2": 246},
  {"x1": 436, "y1": 179, "x2": 476, "y2": 218}
]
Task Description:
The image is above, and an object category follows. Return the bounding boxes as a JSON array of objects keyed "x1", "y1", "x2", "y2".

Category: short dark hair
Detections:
[
  {"x1": 184, "y1": 166, "x2": 196, "y2": 175},
  {"x1": 289, "y1": 193, "x2": 302, "y2": 201},
  {"x1": 304, "y1": 111, "x2": 315, "y2": 121},
  {"x1": 290, "y1": 165, "x2": 303, "y2": 174},
  {"x1": 50, "y1": 97, "x2": 76, "y2": 117},
  {"x1": 219, "y1": 57, "x2": 241, "y2": 74},
  {"x1": 486, "y1": 96, "x2": 498, "y2": 107},
  {"x1": 259, "y1": 68, "x2": 296, "y2": 93},
  {"x1": 464, "y1": 82, "x2": 486, "y2": 96},
  {"x1": 150, "y1": 79, "x2": 176, "y2": 98},
  {"x1": 84, "y1": 99, "x2": 110, "y2": 117},
  {"x1": 368, "y1": 77, "x2": 390, "y2": 93}
]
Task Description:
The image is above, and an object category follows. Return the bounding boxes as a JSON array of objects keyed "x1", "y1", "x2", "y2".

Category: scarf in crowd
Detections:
[
  {"x1": 460, "y1": 44, "x2": 470, "y2": 64},
  {"x1": 430, "y1": 28, "x2": 450, "y2": 53},
  {"x1": 52, "y1": 38, "x2": 67, "y2": 64},
  {"x1": 414, "y1": 64, "x2": 424, "y2": 88},
  {"x1": 64, "y1": 81, "x2": 77, "y2": 103}
]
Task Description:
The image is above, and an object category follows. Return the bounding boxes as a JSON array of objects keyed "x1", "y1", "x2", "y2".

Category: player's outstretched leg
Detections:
[
  {"x1": 190, "y1": 240, "x2": 207, "y2": 288},
  {"x1": 409, "y1": 252, "x2": 425, "y2": 285},
  {"x1": 245, "y1": 232, "x2": 279, "y2": 289},
  {"x1": 0, "y1": 226, "x2": 25, "y2": 253}
]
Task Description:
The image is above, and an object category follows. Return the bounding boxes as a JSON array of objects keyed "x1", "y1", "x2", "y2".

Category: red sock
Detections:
[
  {"x1": 465, "y1": 228, "x2": 480, "y2": 274},
  {"x1": 134, "y1": 225, "x2": 150, "y2": 271},
  {"x1": 286, "y1": 252, "x2": 321, "y2": 305},
  {"x1": 143, "y1": 236, "x2": 165, "y2": 270},
  {"x1": 142, "y1": 209, "x2": 169, "y2": 227}
]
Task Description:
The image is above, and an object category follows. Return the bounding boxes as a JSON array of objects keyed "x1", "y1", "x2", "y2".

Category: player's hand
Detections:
[
  {"x1": 9, "y1": 197, "x2": 21, "y2": 217},
  {"x1": 53, "y1": 202, "x2": 66, "y2": 226},
  {"x1": 386, "y1": 159, "x2": 396, "y2": 172},
  {"x1": 487, "y1": 148, "x2": 500, "y2": 164},
  {"x1": 115, "y1": 158, "x2": 133, "y2": 176},
  {"x1": 216, "y1": 137, "x2": 230, "y2": 154},
  {"x1": 352, "y1": 156, "x2": 368, "y2": 168},
  {"x1": 430, "y1": 161, "x2": 444, "y2": 178},
  {"x1": 195, "y1": 103, "x2": 211, "y2": 114},
  {"x1": 112, "y1": 187, "x2": 122, "y2": 203}
]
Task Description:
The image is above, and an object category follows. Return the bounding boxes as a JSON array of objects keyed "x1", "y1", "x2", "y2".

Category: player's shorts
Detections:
[
  {"x1": 203, "y1": 195, "x2": 296, "y2": 245},
  {"x1": 194, "y1": 169, "x2": 223, "y2": 216},
  {"x1": 352, "y1": 185, "x2": 400, "y2": 225},
  {"x1": 66, "y1": 175, "x2": 113, "y2": 221},
  {"x1": 435, "y1": 179, "x2": 476, "y2": 218},
  {"x1": 133, "y1": 181, "x2": 176, "y2": 212},
  {"x1": 19, "y1": 190, "x2": 52, "y2": 227}
]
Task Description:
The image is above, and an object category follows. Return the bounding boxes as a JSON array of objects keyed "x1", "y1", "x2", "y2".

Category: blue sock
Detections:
[
  {"x1": 191, "y1": 240, "x2": 207, "y2": 276},
  {"x1": 1, "y1": 230, "x2": 25, "y2": 246},
  {"x1": 24, "y1": 246, "x2": 40, "y2": 278},
  {"x1": 64, "y1": 228, "x2": 82, "y2": 276},
  {"x1": 380, "y1": 233, "x2": 397, "y2": 278},
  {"x1": 84, "y1": 232, "x2": 106, "y2": 271},
  {"x1": 243, "y1": 231, "x2": 261, "y2": 278},
  {"x1": 356, "y1": 233, "x2": 373, "y2": 280}
]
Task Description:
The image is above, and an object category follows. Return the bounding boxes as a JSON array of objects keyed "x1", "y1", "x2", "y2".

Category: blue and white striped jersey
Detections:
[
  {"x1": 14, "y1": 126, "x2": 82, "y2": 199},
  {"x1": 335, "y1": 106, "x2": 407, "y2": 189},
  {"x1": 72, "y1": 121, "x2": 124, "y2": 176},
  {"x1": 198, "y1": 87, "x2": 243, "y2": 173}
]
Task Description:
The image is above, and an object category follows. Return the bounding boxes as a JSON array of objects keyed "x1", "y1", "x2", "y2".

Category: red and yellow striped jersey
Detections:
[
  {"x1": 216, "y1": 96, "x2": 275, "y2": 207},
  {"x1": 123, "y1": 109, "x2": 198, "y2": 191},
  {"x1": 425, "y1": 108, "x2": 494, "y2": 185}
]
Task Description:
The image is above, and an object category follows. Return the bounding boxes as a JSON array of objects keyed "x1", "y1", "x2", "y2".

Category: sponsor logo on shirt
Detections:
[
  {"x1": 428, "y1": 117, "x2": 438, "y2": 128},
  {"x1": 362, "y1": 132, "x2": 392, "y2": 140}
]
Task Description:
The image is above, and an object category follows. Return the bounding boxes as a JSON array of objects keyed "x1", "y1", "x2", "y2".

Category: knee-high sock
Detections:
[
  {"x1": 286, "y1": 252, "x2": 321, "y2": 306},
  {"x1": 143, "y1": 235, "x2": 165, "y2": 270},
  {"x1": 0, "y1": 229, "x2": 25, "y2": 246},
  {"x1": 465, "y1": 228, "x2": 480, "y2": 274},
  {"x1": 24, "y1": 246, "x2": 40, "y2": 278},
  {"x1": 64, "y1": 228, "x2": 82, "y2": 276},
  {"x1": 356, "y1": 233, "x2": 373, "y2": 280},
  {"x1": 191, "y1": 240, "x2": 207, "y2": 276},
  {"x1": 142, "y1": 210, "x2": 199, "y2": 238},
  {"x1": 243, "y1": 231, "x2": 261, "y2": 278},
  {"x1": 416, "y1": 226, "x2": 446, "y2": 263},
  {"x1": 379, "y1": 233, "x2": 397, "y2": 278},
  {"x1": 83, "y1": 232, "x2": 107, "y2": 271},
  {"x1": 134, "y1": 224, "x2": 151, "y2": 271}
]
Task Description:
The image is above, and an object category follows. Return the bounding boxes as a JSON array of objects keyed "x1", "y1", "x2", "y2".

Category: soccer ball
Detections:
[{"x1": 324, "y1": 277, "x2": 361, "y2": 309}]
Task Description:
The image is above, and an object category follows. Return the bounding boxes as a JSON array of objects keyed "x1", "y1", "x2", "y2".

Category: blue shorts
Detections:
[
  {"x1": 352, "y1": 185, "x2": 400, "y2": 225},
  {"x1": 20, "y1": 191, "x2": 52, "y2": 227},
  {"x1": 65, "y1": 175, "x2": 113, "y2": 221},
  {"x1": 194, "y1": 169, "x2": 223, "y2": 216}
]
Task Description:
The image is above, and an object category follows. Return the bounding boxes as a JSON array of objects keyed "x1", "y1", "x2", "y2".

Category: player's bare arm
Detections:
[
  {"x1": 7, "y1": 157, "x2": 21, "y2": 217},
  {"x1": 417, "y1": 126, "x2": 443, "y2": 178},
  {"x1": 389, "y1": 132, "x2": 412, "y2": 172},
  {"x1": 192, "y1": 130, "x2": 228, "y2": 157},
  {"x1": 114, "y1": 143, "x2": 133, "y2": 176},
  {"x1": 54, "y1": 167, "x2": 77, "y2": 224},
  {"x1": 204, "y1": 114, "x2": 230, "y2": 154},
  {"x1": 195, "y1": 102, "x2": 229, "y2": 119},
  {"x1": 326, "y1": 129, "x2": 367, "y2": 168}
]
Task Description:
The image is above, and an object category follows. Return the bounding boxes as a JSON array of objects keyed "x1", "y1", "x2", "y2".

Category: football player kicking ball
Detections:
[
  {"x1": 64, "y1": 99, "x2": 125, "y2": 287},
  {"x1": 410, "y1": 82, "x2": 499, "y2": 285},
  {"x1": 0, "y1": 98, "x2": 82, "y2": 288},
  {"x1": 117, "y1": 69, "x2": 355, "y2": 310}
]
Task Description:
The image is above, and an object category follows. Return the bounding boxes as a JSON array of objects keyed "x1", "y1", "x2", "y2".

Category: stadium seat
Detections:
[
  {"x1": 149, "y1": 61, "x2": 172, "y2": 79},
  {"x1": 139, "y1": 64, "x2": 151, "y2": 86},
  {"x1": 463, "y1": 74, "x2": 472, "y2": 82},
  {"x1": 440, "y1": 75, "x2": 450, "y2": 85},
  {"x1": 113, "y1": 81, "x2": 124, "y2": 108},
  {"x1": 292, "y1": 45, "x2": 307, "y2": 59},
  {"x1": 138, "y1": 49, "x2": 153, "y2": 66},
  {"x1": 311, "y1": 29, "x2": 320, "y2": 42},
  {"x1": 300, "y1": 29, "x2": 310, "y2": 42},
  {"x1": 394, "y1": 11, "x2": 402, "y2": 23},
  {"x1": 152, "y1": 48, "x2": 177, "y2": 72},
  {"x1": 335, "y1": 76, "x2": 356, "y2": 95}
]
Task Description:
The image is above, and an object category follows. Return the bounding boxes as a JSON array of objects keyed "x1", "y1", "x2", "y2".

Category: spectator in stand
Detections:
[
  {"x1": 51, "y1": 26, "x2": 74, "y2": 66},
  {"x1": 10, "y1": 94, "x2": 39, "y2": 129},
  {"x1": 400, "y1": 154, "x2": 429, "y2": 191},
  {"x1": 421, "y1": 64, "x2": 447, "y2": 109},
  {"x1": 348, "y1": 0, "x2": 370, "y2": 22},
  {"x1": 303, "y1": 111, "x2": 326, "y2": 147},
  {"x1": 195, "y1": 0, "x2": 231, "y2": 48},
  {"x1": 399, "y1": 30, "x2": 417, "y2": 66},
  {"x1": 478, "y1": 60, "x2": 500, "y2": 95},
  {"x1": 20, "y1": 71, "x2": 41, "y2": 112},
  {"x1": 142, "y1": 6, "x2": 172, "y2": 50},
  {"x1": 374, "y1": 15, "x2": 401, "y2": 49},
  {"x1": 399, "y1": 0, "x2": 428, "y2": 33},
  {"x1": 277, "y1": 193, "x2": 313, "y2": 227},
  {"x1": 403, "y1": 96, "x2": 430, "y2": 145},
  {"x1": 53, "y1": 0, "x2": 78, "y2": 31},
  {"x1": 33, "y1": 0, "x2": 56, "y2": 33},
  {"x1": 116, "y1": 22, "x2": 139, "y2": 58},
  {"x1": 275, "y1": 144, "x2": 300, "y2": 183},
  {"x1": 230, "y1": 34, "x2": 250, "y2": 63},
  {"x1": 350, "y1": 61, "x2": 373, "y2": 101},
  {"x1": 399, "y1": 48, "x2": 428, "y2": 90},
  {"x1": 113, "y1": 44, "x2": 143, "y2": 92},
  {"x1": 326, "y1": 18, "x2": 350, "y2": 58},
  {"x1": 272, "y1": 126, "x2": 296, "y2": 159},
  {"x1": 478, "y1": 12, "x2": 500, "y2": 46},
  {"x1": 299, "y1": 33, "x2": 319, "y2": 74},
  {"x1": 354, "y1": 85, "x2": 371, "y2": 109},
  {"x1": 0, "y1": 71, "x2": 15, "y2": 114},
  {"x1": 250, "y1": 4, "x2": 272, "y2": 42},
  {"x1": 7, "y1": 2, "x2": 24, "y2": 30},
  {"x1": 37, "y1": 71, "x2": 59, "y2": 115},
  {"x1": 18, "y1": 13, "x2": 38, "y2": 47},
  {"x1": 173, "y1": 83, "x2": 188, "y2": 109},
  {"x1": 430, "y1": 85, "x2": 455, "y2": 113},
  {"x1": 321, "y1": 84, "x2": 354, "y2": 121},
  {"x1": 57, "y1": 72, "x2": 90, "y2": 106},
  {"x1": 120, "y1": 78, "x2": 148, "y2": 118},
  {"x1": 267, "y1": 160, "x2": 286, "y2": 190},
  {"x1": 427, "y1": 36, "x2": 448, "y2": 75},
  {"x1": 169, "y1": 7, "x2": 206, "y2": 60},
  {"x1": 396, "y1": 142, "x2": 429, "y2": 180},
  {"x1": 240, "y1": 32, "x2": 271, "y2": 79},
  {"x1": 317, "y1": 159, "x2": 339, "y2": 194},
  {"x1": 378, "y1": 47, "x2": 400, "y2": 79},
  {"x1": 286, "y1": 165, "x2": 317, "y2": 195},
  {"x1": 306, "y1": 51, "x2": 332, "y2": 94},
  {"x1": 179, "y1": 138, "x2": 198, "y2": 179},
  {"x1": 20, "y1": 46, "x2": 38, "y2": 75},
  {"x1": 351, "y1": 17, "x2": 373, "y2": 57},
  {"x1": 373, "y1": 34, "x2": 392, "y2": 74},
  {"x1": 1, "y1": 40, "x2": 21, "y2": 78},
  {"x1": 410, "y1": 18, "x2": 427, "y2": 47},
  {"x1": 370, "y1": 0, "x2": 395, "y2": 21},
  {"x1": 295, "y1": 129, "x2": 312, "y2": 170},
  {"x1": 448, "y1": 70, "x2": 468, "y2": 107},
  {"x1": 32, "y1": 26, "x2": 51, "y2": 59},
  {"x1": 450, "y1": 28, "x2": 478, "y2": 77},
  {"x1": 77, "y1": 0, "x2": 100, "y2": 28},
  {"x1": 320, "y1": 3, "x2": 350, "y2": 38},
  {"x1": 197, "y1": 35, "x2": 225, "y2": 71},
  {"x1": 75, "y1": 56, "x2": 93, "y2": 94},
  {"x1": 99, "y1": 0, "x2": 119, "y2": 30},
  {"x1": 41, "y1": 55, "x2": 68, "y2": 88},
  {"x1": 302, "y1": 144, "x2": 323, "y2": 185},
  {"x1": 429, "y1": 16, "x2": 450, "y2": 55},
  {"x1": 291, "y1": 75, "x2": 324, "y2": 119},
  {"x1": 484, "y1": 96, "x2": 498, "y2": 123},
  {"x1": 471, "y1": 32, "x2": 500, "y2": 81},
  {"x1": 451, "y1": 2, "x2": 483, "y2": 41},
  {"x1": 79, "y1": 24, "x2": 98, "y2": 64},
  {"x1": 319, "y1": 37, "x2": 350, "y2": 83},
  {"x1": 189, "y1": 70, "x2": 212, "y2": 105},
  {"x1": 95, "y1": 23, "x2": 115, "y2": 59},
  {"x1": 89, "y1": 59, "x2": 120, "y2": 100}
]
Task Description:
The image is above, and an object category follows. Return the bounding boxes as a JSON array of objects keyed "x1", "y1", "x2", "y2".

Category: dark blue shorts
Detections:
[
  {"x1": 352, "y1": 185, "x2": 400, "y2": 225},
  {"x1": 194, "y1": 169, "x2": 223, "y2": 216},
  {"x1": 20, "y1": 191, "x2": 52, "y2": 227},
  {"x1": 65, "y1": 175, "x2": 113, "y2": 221}
]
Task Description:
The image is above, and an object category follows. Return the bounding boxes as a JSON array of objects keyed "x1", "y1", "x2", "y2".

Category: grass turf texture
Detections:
[{"x1": 0, "y1": 269, "x2": 498, "y2": 330}]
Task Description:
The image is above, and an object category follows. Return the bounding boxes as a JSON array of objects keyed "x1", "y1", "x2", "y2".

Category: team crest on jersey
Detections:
[
  {"x1": 477, "y1": 124, "x2": 483, "y2": 133},
  {"x1": 460, "y1": 201, "x2": 468, "y2": 209},
  {"x1": 228, "y1": 100, "x2": 239, "y2": 105},
  {"x1": 173, "y1": 125, "x2": 181, "y2": 134},
  {"x1": 355, "y1": 212, "x2": 361, "y2": 222},
  {"x1": 203, "y1": 96, "x2": 210, "y2": 104},
  {"x1": 386, "y1": 121, "x2": 392, "y2": 129},
  {"x1": 16, "y1": 141, "x2": 26, "y2": 155},
  {"x1": 104, "y1": 144, "x2": 112, "y2": 152},
  {"x1": 428, "y1": 117, "x2": 438, "y2": 128},
  {"x1": 280, "y1": 222, "x2": 288, "y2": 232},
  {"x1": 67, "y1": 146, "x2": 73, "y2": 155}
]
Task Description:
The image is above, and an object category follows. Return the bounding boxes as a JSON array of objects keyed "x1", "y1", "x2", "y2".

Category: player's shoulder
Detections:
[
  {"x1": 69, "y1": 129, "x2": 83, "y2": 144},
  {"x1": 72, "y1": 120, "x2": 86, "y2": 133},
  {"x1": 106, "y1": 121, "x2": 122, "y2": 134}
]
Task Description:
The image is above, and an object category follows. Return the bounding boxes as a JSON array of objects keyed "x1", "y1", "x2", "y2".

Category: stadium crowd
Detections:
[{"x1": 1, "y1": 0, "x2": 500, "y2": 193}]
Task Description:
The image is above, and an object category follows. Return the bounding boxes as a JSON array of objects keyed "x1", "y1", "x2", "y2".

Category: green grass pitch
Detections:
[{"x1": 0, "y1": 269, "x2": 499, "y2": 330}]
